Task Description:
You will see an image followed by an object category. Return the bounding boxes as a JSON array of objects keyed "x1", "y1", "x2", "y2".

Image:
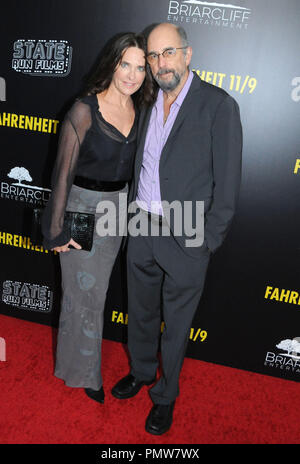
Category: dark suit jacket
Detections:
[{"x1": 128, "y1": 72, "x2": 243, "y2": 256}]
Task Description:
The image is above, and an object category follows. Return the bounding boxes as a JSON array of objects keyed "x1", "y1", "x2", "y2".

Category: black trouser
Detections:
[{"x1": 127, "y1": 211, "x2": 211, "y2": 404}]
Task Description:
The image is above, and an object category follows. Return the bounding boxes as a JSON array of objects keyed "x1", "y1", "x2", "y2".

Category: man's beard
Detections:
[{"x1": 154, "y1": 67, "x2": 184, "y2": 92}]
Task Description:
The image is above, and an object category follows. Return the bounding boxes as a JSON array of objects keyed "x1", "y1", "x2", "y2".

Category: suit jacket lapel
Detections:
[
  {"x1": 160, "y1": 73, "x2": 202, "y2": 165},
  {"x1": 134, "y1": 104, "x2": 153, "y2": 179},
  {"x1": 134, "y1": 73, "x2": 202, "y2": 179}
]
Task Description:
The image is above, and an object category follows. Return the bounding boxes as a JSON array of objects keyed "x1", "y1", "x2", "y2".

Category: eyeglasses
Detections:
[{"x1": 146, "y1": 47, "x2": 188, "y2": 63}]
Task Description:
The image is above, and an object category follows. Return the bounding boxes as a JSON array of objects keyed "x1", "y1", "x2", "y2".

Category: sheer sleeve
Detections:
[{"x1": 41, "y1": 100, "x2": 92, "y2": 249}]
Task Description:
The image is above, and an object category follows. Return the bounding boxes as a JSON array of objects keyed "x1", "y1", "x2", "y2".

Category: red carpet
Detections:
[{"x1": 0, "y1": 313, "x2": 300, "y2": 444}]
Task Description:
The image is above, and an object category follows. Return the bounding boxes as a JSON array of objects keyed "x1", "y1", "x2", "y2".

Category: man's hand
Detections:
[{"x1": 52, "y1": 238, "x2": 82, "y2": 253}]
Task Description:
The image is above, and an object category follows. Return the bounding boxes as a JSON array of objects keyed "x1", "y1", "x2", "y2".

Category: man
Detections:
[{"x1": 112, "y1": 23, "x2": 242, "y2": 435}]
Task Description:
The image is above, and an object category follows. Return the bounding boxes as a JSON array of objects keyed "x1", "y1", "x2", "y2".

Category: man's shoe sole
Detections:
[{"x1": 145, "y1": 421, "x2": 172, "y2": 435}]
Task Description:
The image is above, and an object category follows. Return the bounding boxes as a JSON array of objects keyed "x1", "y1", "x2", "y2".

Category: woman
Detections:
[{"x1": 41, "y1": 33, "x2": 154, "y2": 404}]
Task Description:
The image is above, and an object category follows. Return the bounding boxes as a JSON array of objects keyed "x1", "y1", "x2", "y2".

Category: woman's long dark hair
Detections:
[{"x1": 82, "y1": 32, "x2": 156, "y2": 107}]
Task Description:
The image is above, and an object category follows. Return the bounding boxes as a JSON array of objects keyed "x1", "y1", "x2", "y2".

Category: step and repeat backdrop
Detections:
[{"x1": 1, "y1": 0, "x2": 300, "y2": 382}]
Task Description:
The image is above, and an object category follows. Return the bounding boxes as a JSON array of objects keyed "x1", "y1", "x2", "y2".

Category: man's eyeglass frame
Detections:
[{"x1": 146, "y1": 47, "x2": 188, "y2": 63}]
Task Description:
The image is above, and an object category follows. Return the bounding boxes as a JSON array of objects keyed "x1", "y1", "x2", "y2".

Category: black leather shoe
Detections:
[
  {"x1": 85, "y1": 386, "x2": 105, "y2": 404},
  {"x1": 111, "y1": 374, "x2": 155, "y2": 399},
  {"x1": 145, "y1": 401, "x2": 175, "y2": 435}
]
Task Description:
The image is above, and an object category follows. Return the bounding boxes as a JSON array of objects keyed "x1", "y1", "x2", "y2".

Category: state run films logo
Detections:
[
  {"x1": 12, "y1": 39, "x2": 73, "y2": 76},
  {"x1": 264, "y1": 337, "x2": 300, "y2": 375},
  {"x1": 167, "y1": 0, "x2": 252, "y2": 30},
  {"x1": 0, "y1": 166, "x2": 51, "y2": 206},
  {"x1": 2, "y1": 280, "x2": 53, "y2": 313}
]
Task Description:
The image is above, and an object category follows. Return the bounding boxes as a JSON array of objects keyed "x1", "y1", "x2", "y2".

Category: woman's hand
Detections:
[{"x1": 52, "y1": 238, "x2": 82, "y2": 253}]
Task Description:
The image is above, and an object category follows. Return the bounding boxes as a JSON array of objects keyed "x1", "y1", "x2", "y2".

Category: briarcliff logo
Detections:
[
  {"x1": 167, "y1": 0, "x2": 252, "y2": 30},
  {"x1": 1, "y1": 166, "x2": 51, "y2": 206},
  {"x1": 264, "y1": 337, "x2": 300, "y2": 375},
  {"x1": 12, "y1": 39, "x2": 72, "y2": 77},
  {"x1": 2, "y1": 280, "x2": 53, "y2": 313}
]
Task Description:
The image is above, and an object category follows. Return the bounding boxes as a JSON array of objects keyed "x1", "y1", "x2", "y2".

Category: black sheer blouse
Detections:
[{"x1": 41, "y1": 94, "x2": 137, "y2": 249}]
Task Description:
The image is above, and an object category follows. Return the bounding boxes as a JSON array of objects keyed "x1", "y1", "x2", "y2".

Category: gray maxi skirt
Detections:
[{"x1": 54, "y1": 183, "x2": 128, "y2": 390}]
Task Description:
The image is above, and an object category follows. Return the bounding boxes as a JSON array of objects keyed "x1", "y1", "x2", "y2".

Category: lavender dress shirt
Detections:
[{"x1": 136, "y1": 70, "x2": 194, "y2": 216}]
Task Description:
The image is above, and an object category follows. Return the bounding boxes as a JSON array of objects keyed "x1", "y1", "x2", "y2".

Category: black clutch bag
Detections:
[{"x1": 32, "y1": 208, "x2": 95, "y2": 251}]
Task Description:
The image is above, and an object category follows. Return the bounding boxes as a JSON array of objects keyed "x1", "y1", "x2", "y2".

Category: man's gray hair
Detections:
[
  {"x1": 175, "y1": 25, "x2": 189, "y2": 54},
  {"x1": 143, "y1": 23, "x2": 189, "y2": 55}
]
